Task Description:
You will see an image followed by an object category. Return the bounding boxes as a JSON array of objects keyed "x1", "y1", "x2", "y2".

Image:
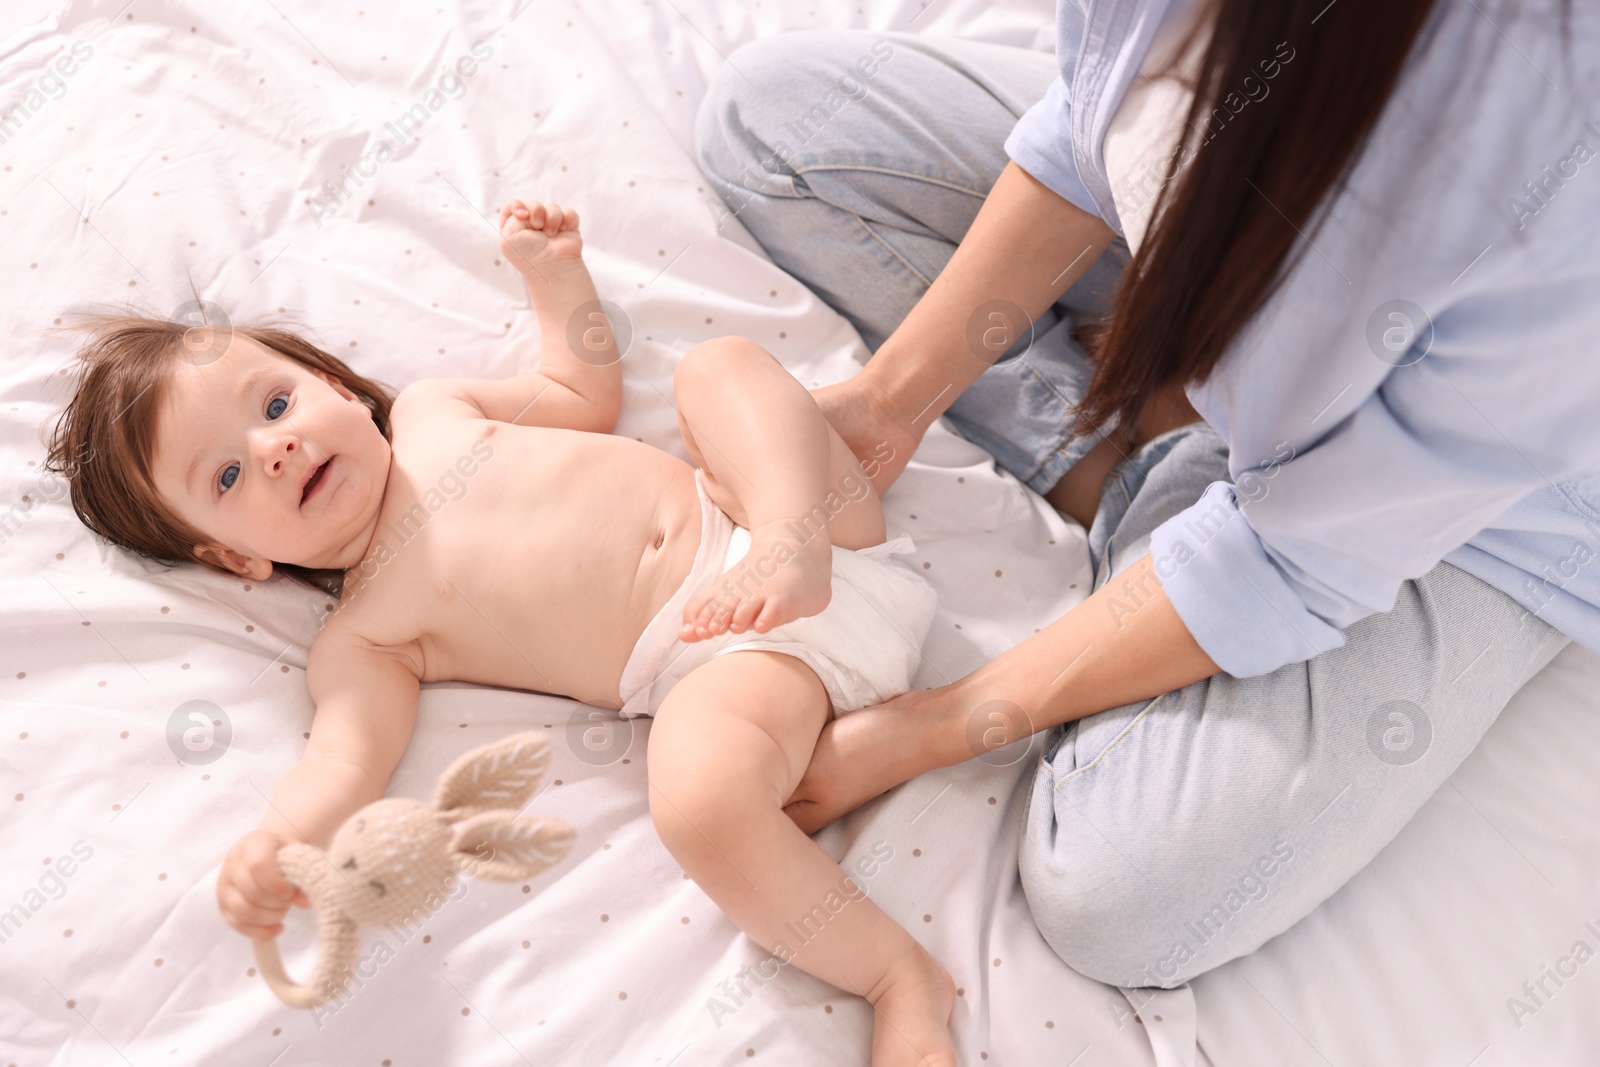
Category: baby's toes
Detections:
[
  {"x1": 679, "y1": 596, "x2": 710, "y2": 640},
  {"x1": 682, "y1": 592, "x2": 709, "y2": 627},
  {"x1": 752, "y1": 597, "x2": 791, "y2": 633},
  {"x1": 694, "y1": 595, "x2": 729, "y2": 637},
  {"x1": 728, "y1": 592, "x2": 764, "y2": 634},
  {"x1": 709, "y1": 596, "x2": 743, "y2": 635}
]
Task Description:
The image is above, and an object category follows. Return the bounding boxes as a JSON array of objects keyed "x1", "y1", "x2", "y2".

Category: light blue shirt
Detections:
[{"x1": 1005, "y1": 0, "x2": 1600, "y2": 676}]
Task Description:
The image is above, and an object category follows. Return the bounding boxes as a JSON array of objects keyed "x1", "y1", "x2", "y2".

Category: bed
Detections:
[{"x1": 1, "y1": 1, "x2": 1596, "y2": 1064}]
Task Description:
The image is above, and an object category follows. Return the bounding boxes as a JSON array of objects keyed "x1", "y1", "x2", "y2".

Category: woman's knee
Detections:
[
  {"x1": 1020, "y1": 843, "x2": 1296, "y2": 988},
  {"x1": 694, "y1": 30, "x2": 886, "y2": 185},
  {"x1": 1018, "y1": 834, "x2": 1186, "y2": 987},
  {"x1": 1017, "y1": 771, "x2": 1300, "y2": 987}
]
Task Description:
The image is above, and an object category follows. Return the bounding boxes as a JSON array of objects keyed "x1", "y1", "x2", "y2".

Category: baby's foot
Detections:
[
  {"x1": 680, "y1": 518, "x2": 832, "y2": 642},
  {"x1": 868, "y1": 948, "x2": 957, "y2": 1067}
]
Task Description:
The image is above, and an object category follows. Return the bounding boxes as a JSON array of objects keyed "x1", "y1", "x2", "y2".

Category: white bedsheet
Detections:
[{"x1": 0, "y1": 2, "x2": 1594, "y2": 1066}]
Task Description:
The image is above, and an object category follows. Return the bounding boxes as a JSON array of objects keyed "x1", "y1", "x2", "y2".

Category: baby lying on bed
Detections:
[{"x1": 46, "y1": 198, "x2": 953, "y2": 1067}]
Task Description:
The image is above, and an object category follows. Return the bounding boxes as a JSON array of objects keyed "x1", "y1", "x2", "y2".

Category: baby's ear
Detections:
[{"x1": 194, "y1": 542, "x2": 274, "y2": 581}]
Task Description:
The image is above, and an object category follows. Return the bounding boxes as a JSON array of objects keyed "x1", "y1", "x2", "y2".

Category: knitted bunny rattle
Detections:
[{"x1": 253, "y1": 730, "x2": 576, "y2": 1008}]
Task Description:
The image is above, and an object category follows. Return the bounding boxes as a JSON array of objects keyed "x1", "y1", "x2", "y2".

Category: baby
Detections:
[{"x1": 46, "y1": 198, "x2": 954, "y2": 1067}]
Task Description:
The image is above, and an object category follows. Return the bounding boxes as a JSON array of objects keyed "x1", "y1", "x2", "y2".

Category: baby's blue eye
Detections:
[{"x1": 216, "y1": 393, "x2": 289, "y2": 494}]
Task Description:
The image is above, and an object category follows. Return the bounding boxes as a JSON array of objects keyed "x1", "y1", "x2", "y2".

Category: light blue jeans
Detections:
[{"x1": 694, "y1": 29, "x2": 1571, "y2": 986}]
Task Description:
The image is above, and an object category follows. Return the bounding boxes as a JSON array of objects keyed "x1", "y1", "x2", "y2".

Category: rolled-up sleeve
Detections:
[
  {"x1": 1004, "y1": 76, "x2": 1103, "y2": 219},
  {"x1": 1149, "y1": 484, "x2": 1346, "y2": 677}
]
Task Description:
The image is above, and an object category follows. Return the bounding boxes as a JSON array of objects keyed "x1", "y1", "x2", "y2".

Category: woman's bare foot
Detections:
[
  {"x1": 1043, "y1": 431, "x2": 1129, "y2": 529},
  {"x1": 867, "y1": 947, "x2": 957, "y2": 1067},
  {"x1": 1043, "y1": 381, "x2": 1202, "y2": 528},
  {"x1": 680, "y1": 518, "x2": 834, "y2": 642}
]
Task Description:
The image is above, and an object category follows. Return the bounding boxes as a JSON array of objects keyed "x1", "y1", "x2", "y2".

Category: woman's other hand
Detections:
[{"x1": 810, "y1": 375, "x2": 922, "y2": 496}]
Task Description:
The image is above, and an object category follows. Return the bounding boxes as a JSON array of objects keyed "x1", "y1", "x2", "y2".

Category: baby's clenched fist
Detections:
[
  {"x1": 217, "y1": 828, "x2": 311, "y2": 942},
  {"x1": 499, "y1": 198, "x2": 584, "y2": 271}
]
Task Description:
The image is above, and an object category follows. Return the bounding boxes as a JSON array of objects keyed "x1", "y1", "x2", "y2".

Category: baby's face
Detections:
[{"x1": 149, "y1": 334, "x2": 390, "y2": 577}]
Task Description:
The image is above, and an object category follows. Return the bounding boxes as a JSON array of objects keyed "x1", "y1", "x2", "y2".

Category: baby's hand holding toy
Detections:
[
  {"x1": 219, "y1": 828, "x2": 312, "y2": 942},
  {"x1": 249, "y1": 731, "x2": 575, "y2": 1008},
  {"x1": 499, "y1": 197, "x2": 584, "y2": 270}
]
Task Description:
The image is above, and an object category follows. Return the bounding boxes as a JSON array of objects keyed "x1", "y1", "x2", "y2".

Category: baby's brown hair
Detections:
[{"x1": 43, "y1": 310, "x2": 397, "y2": 593}]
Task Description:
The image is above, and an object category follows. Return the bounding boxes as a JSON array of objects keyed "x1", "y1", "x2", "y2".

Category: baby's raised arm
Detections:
[
  {"x1": 216, "y1": 629, "x2": 421, "y2": 941},
  {"x1": 404, "y1": 199, "x2": 622, "y2": 433}
]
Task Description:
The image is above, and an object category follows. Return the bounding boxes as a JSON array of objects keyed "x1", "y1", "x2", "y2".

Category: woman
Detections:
[{"x1": 692, "y1": 0, "x2": 1598, "y2": 988}]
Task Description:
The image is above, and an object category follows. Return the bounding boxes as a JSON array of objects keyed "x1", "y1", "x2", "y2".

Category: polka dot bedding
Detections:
[
  {"x1": 0, "y1": 1, "x2": 1151, "y2": 1065},
  {"x1": 6, "y1": 2, "x2": 1599, "y2": 1066}
]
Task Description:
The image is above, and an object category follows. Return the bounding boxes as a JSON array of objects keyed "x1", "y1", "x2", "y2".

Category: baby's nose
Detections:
[{"x1": 262, "y1": 434, "x2": 298, "y2": 473}]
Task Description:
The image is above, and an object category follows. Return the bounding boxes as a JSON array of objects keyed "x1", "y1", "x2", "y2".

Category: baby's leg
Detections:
[
  {"x1": 648, "y1": 650, "x2": 954, "y2": 1067},
  {"x1": 673, "y1": 336, "x2": 887, "y2": 641}
]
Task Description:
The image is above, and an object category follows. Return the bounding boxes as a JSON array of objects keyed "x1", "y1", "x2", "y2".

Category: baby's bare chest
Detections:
[{"x1": 333, "y1": 422, "x2": 703, "y2": 705}]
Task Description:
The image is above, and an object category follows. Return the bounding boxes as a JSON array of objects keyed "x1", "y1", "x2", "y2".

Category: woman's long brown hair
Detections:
[{"x1": 1075, "y1": 0, "x2": 1446, "y2": 437}]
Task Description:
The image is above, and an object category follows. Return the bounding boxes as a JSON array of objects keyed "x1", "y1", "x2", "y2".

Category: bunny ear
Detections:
[
  {"x1": 434, "y1": 731, "x2": 554, "y2": 818},
  {"x1": 450, "y1": 810, "x2": 576, "y2": 882}
]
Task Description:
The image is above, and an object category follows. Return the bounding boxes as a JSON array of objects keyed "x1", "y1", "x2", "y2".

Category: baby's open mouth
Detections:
[{"x1": 301, "y1": 459, "x2": 332, "y2": 504}]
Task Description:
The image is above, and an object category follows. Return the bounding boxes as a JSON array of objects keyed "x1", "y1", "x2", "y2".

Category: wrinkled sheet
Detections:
[{"x1": 1, "y1": 1, "x2": 1594, "y2": 1065}]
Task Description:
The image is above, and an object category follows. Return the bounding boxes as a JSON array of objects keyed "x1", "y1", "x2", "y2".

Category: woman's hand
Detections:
[
  {"x1": 810, "y1": 375, "x2": 923, "y2": 496},
  {"x1": 217, "y1": 828, "x2": 311, "y2": 942},
  {"x1": 807, "y1": 163, "x2": 1117, "y2": 497},
  {"x1": 784, "y1": 685, "x2": 971, "y2": 834},
  {"x1": 498, "y1": 198, "x2": 584, "y2": 271}
]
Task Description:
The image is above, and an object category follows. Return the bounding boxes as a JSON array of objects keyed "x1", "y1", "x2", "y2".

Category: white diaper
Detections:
[{"x1": 617, "y1": 470, "x2": 938, "y2": 719}]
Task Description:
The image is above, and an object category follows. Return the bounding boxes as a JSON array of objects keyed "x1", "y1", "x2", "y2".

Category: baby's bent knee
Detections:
[{"x1": 676, "y1": 336, "x2": 769, "y2": 381}]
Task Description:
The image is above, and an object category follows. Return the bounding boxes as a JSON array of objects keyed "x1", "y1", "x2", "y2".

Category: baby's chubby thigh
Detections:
[
  {"x1": 646, "y1": 650, "x2": 829, "y2": 862},
  {"x1": 674, "y1": 337, "x2": 886, "y2": 552}
]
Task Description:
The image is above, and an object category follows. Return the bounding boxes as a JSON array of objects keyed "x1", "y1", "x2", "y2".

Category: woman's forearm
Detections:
[
  {"x1": 931, "y1": 552, "x2": 1220, "y2": 767},
  {"x1": 783, "y1": 553, "x2": 1221, "y2": 832},
  {"x1": 863, "y1": 160, "x2": 1116, "y2": 432}
]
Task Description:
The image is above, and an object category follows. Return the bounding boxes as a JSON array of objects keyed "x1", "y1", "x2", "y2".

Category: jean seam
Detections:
[
  {"x1": 1034, "y1": 426, "x2": 1123, "y2": 494},
  {"x1": 791, "y1": 162, "x2": 990, "y2": 201},
  {"x1": 1090, "y1": 432, "x2": 1182, "y2": 539},
  {"x1": 1011, "y1": 359, "x2": 1085, "y2": 486},
  {"x1": 715, "y1": 164, "x2": 801, "y2": 201},
  {"x1": 1017, "y1": 358, "x2": 1082, "y2": 422},
  {"x1": 1091, "y1": 476, "x2": 1137, "y2": 581},
  {"x1": 1051, "y1": 689, "x2": 1172, "y2": 791},
  {"x1": 848, "y1": 211, "x2": 934, "y2": 288}
]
